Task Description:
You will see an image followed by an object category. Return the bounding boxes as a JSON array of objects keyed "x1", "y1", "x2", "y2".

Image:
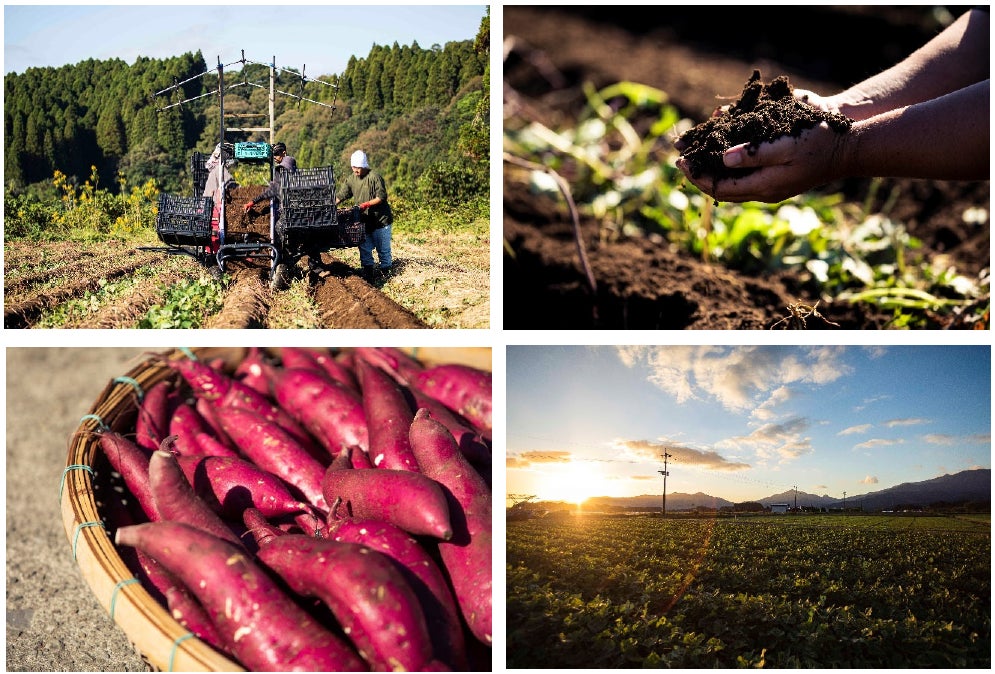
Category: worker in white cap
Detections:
[{"x1": 336, "y1": 149, "x2": 394, "y2": 282}]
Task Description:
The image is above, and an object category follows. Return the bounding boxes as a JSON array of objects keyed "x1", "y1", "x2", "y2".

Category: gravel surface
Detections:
[{"x1": 7, "y1": 348, "x2": 152, "y2": 672}]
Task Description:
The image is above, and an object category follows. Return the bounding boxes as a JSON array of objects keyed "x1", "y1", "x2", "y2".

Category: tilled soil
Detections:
[{"x1": 503, "y1": 6, "x2": 990, "y2": 330}]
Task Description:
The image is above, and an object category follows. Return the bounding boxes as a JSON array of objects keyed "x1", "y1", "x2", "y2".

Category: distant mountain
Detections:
[
  {"x1": 585, "y1": 492, "x2": 733, "y2": 511},
  {"x1": 758, "y1": 490, "x2": 837, "y2": 508},
  {"x1": 822, "y1": 468, "x2": 990, "y2": 511},
  {"x1": 566, "y1": 469, "x2": 990, "y2": 512}
]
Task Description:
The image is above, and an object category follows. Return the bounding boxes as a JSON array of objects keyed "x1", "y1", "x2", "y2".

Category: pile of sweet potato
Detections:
[{"x1": 96, "y1": 347, "x2": 492, "y2": 672}]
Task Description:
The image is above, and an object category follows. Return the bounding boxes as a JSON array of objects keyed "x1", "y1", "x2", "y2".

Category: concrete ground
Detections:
[{"x1": 7, "y1": 348, "x2": 152, "y2": 671}]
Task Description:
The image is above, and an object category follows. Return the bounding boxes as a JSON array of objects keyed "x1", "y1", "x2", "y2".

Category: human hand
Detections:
[
  {"x1": 676, "y1": 121, "x2": 850, "y2": 203},
  {"x1": 359, "y1": 201, "x2": 373, "y2": 210},
  {"x1": 243, "y1": 201, "x2": 254, "y2": 213}
]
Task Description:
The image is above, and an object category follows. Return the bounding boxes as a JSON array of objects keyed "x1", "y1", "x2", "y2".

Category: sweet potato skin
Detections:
[
  {"x1": 322, "y1": 468, "x2": 452, "y2": 540},
  {"x1": 327, "y1": 517, "x2": 468, "y2": 670},
  {"x1": 356, "y1": 359, "x2": 418, "y2": 471},
  {"x1": 267, "y1": 365, "x2": 369, "y2": 457},
  {"x1": 148, "y1": 448, "x2": 244, "y2": 549},
  {"x1": 409, "y1": 410, "x2": 492, "y2": 645},
  {"x1": 175, "y1": 455, "x2": 312, "y2": 519},
  {"x1": 414, "y1": 365, "x2": 492, "y2": 433},
  {"x1": 258, "y1": 534, "x2": 433, "y2": 672},
  {"x1": 215, "y1": 407, "x2": 328, "y2": 512},
  {"x1": 135, "y1": 380, "x2": 175, "y2": 452},
  {"x1": 98, "y1": 430, "x2": 159, "y2": 521},
  {"x1": 116, "y1": 522, "x2": 365, "y2": 672}
]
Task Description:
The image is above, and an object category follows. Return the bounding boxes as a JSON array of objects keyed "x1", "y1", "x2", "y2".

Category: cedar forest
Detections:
[{"x1": 4, "y1": 10, "x2": 489, "y2": 205}]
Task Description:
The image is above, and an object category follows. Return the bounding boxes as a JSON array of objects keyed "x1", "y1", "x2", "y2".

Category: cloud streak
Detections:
[{"x1": 613, "y1": 438, "x2": 751, "y2": 471}]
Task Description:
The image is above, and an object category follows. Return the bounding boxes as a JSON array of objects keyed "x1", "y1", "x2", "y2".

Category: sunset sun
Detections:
[{"x1": 540, "y1": 461, "x2": 610, "y2": 504}]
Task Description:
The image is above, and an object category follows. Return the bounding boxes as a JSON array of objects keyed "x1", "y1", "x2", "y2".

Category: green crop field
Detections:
[{"x1": 507, "y1": 513, "x2": 990, "y2": 668}]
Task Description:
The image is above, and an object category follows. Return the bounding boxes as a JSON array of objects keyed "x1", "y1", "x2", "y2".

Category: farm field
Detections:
[
  {"x1": 3, "y1": 220, "x2": 489, "y2": 329},
  {"x1": 507, "y1": 513, "x2": 990, "y2": 668}
]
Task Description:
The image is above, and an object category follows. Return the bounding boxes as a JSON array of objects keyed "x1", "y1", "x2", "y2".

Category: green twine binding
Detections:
[
  {"x1": 178, "y1": 347, "x2": 198, "y2": 361},
  {"x1": 78, "y1": 413, "x2": 108, "y2": 431},
  {"x1": 109, "y1": 577, "x2": 139, "y2": 620},
  {"x1": 72, "y1": 521, "x2": 105, "y2": 561},
  {"x1": 59, "y1": 464, "x2": 94, "y2": 503},
  {"x1": 112, "y1": 375, "x2": 144, "y2": 402},
  {"x1": 168, "y1": 632, "x2": 195, "y2": 671}
]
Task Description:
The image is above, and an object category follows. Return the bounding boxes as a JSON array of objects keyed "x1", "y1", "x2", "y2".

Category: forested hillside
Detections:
[{"x1": 4, "y1": 10, "x2": 488, "y2": 202}]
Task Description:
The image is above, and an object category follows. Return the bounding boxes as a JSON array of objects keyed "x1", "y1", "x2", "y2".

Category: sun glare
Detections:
[{"x1": 541, "y1": 461, "x2": 609, "y2": 505}]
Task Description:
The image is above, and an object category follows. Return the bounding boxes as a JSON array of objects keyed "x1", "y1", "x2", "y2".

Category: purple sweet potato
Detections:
[
  {"x1": 148, "y1": 447, "x2": 244, "y2": 549},
  {"x1": 414, "y1": 365, "x2": 492, "y2": 433},
  {"x1": 322, "y1": 468, "x2": 452, "y2": 540},
  {"x1": 134, "y1": 380, "x2": 176, "y2": 453},
  {"x1": 175, "y1": 455, "x2": 313, "y2": 519},
  {"x1": 351, "y1": 447, "x2": 375, "y2": 470},
  {"x1": 257, "y1": 534, "x2": 433, "y2": 672},
  {"x1": 242, "y1": 508, "x2": 287, "y2": 548},
  {"x1": 115, "y1": 522, "x2": 365, "y2": 671},
  {"x1": 353, "y1": 347, "x2": 425, "y2": 383},
  {"x1": 356, "y1": 359, "x2": 419, "y2": 471},
  {"x1": 232, "y1": 347, "x2": 272, "y2": 396},
  {"x1": 98, "y1": 429, "x2": 159, "y2": 521},
  {"x1": 406, "y1": 387, "x2": 491, "y2": 465},
  {"x1": 162, "y1": 355, "x2": 319, "y2": 454},
  {"x1": 215, "y1": 407, "x2": 328, "y2": 512},
  {"x1": 265, "y1": 365, "x2": 369, "y2": 457},
  {"x1": 409, "y1": 409, "x2": 492, "y2": 645},
  {"x1": 135, "y1": 548, "x2": 228, "y2": 653},
  {"x1": 167, "y1": 401, "x2": 214, "y2": 456},
  {"x1": 326, "y1": 517, "x2": 468, "y2": 670}
]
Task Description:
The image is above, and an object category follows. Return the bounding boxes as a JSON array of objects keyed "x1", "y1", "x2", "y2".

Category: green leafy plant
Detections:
[
  {"x1": 504, "y1": 80, "x2": 990, "y2": 328},
  {"x1": 139, "y1": 275, "x2": 226, "y2": 329}
]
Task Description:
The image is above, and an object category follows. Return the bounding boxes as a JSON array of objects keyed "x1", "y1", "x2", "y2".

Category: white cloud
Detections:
[
  {"x1": 853, "y1": 438, "x2": 906, "y2": 450},
  {"x1": 613, "y1": 438, "x2": 751, "y2": 471},
  {"x1": 838, "y1": 424, "x2": 872, "y2": 436},
  {"x1": 616, "y1": 346, "x2": 851, "y2": 414},
  {"x1": 860, "y1": 475, "x2": 879, "y2": 485},
  {"x1": 885, "y1": 417, "x2": 931, "y2": 427}
]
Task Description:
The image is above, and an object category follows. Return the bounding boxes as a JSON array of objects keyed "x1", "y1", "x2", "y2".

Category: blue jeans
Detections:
[{"x1": 359, "y1": 224, "x2": 392, "y2": 269}]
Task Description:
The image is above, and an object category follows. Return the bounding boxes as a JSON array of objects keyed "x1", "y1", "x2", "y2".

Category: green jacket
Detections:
[{"x1": 339, "y1": 170, "x2": 393, "y2": 228}]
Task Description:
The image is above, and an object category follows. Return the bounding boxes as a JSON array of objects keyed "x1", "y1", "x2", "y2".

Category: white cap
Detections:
[{"x1": 350, "y1": 150, "x2": 370, "y2": 169}]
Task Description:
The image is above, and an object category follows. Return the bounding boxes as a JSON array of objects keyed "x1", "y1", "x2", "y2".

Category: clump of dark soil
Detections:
[
  {"x1": 224, "y1": 185, "x2": 271, "y2": 241},
  {"x1": 677, "y1": 70, "x2": 853, "y2": 180}
]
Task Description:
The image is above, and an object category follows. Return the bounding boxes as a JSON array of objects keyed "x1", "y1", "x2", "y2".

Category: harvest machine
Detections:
[{"x1": 141, "y1": 52, "x2": 362, "y2": 289}]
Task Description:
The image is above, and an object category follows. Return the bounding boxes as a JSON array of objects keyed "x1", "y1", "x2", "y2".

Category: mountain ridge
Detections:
[{"x1": 571, "y1": 468, "x2": 990, "y2": 511}]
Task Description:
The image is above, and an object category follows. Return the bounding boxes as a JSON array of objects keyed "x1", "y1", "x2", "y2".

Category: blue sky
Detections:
[
  {"x1": 4, "y1": 5, "x2": 487, "y2": 76},
  {"x1": 507, "y1": 346, "x2": 991, "y2": 505}
]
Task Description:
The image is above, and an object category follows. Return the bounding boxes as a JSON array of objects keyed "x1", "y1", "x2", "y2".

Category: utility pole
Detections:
[
  {"x1": 658, "y1": 451, "x2": 672, "y2": 517},
  {"x1": 793, "y1": 485, "x2": 798, "y2": 511},
  {"x1": 843, "y1": 491, "x2": 847, "y2": 514}
]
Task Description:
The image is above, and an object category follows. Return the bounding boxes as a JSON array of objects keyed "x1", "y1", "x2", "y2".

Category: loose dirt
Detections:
[
  {"x1": 677, "y1": 70, "x2": 853, "y2": 181},
  {"x1": 503, "y1": 6, "x2": 989, "y2": 330}
]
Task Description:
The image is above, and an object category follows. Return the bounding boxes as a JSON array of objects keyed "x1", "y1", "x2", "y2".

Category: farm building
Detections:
[{"x1": 770, "y1": 503, "x2": 790, "y2": 514}]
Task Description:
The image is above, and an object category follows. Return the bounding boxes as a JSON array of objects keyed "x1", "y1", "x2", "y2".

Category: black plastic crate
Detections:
[
  {"x1": 191, "y1": 152, "x2": 209, "y2": 197},
  {"x1": 283, "y1": 166, "x2": 335, "y2": 190},
  {"x1": 282, "y1": 203, "x2": 338, "y2": 230},
  {"x1": 336, "y1": 206, "x2": 365, "y2": 246},
  {"x1": 156, "y1": 194, "x2": 213, "y2": 245}
]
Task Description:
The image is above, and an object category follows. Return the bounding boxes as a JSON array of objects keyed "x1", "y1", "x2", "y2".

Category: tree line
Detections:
[{"x1": 4, "y1": 9, "x2": 489, "y2": 203}]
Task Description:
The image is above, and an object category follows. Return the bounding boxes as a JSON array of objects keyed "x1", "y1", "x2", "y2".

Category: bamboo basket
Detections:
[{"x1": 61, "y1": 346, "x2": 491, "y2": 672}]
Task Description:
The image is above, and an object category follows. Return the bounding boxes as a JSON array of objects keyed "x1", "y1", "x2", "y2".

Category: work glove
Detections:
[{"x1": 359, "y1": 201, "x2": 373, "y2": 210}]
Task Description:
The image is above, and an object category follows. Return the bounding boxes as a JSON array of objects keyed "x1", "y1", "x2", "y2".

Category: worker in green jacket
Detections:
[{"x1": 337, "y1": 150, "x2": 393, "y2": 282}]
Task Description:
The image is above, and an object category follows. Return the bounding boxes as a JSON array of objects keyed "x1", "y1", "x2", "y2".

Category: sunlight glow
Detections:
[{"x1": 538, "y1": 461, "x2": 610, "y2": 504}]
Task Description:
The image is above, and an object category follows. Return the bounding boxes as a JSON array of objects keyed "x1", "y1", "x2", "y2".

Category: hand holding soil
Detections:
[{"x1": 675, "y1": 70, "x2": 854, "y2": 203}]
